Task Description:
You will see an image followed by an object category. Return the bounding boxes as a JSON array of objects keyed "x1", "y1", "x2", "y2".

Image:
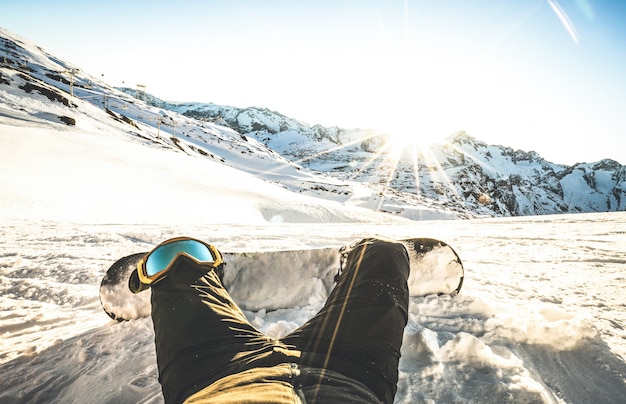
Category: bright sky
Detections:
[{"x1": 1, "y1": 0, "x2": 625, "y2": 164}]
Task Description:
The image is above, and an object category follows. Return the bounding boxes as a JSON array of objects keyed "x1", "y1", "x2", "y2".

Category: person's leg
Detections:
[
  {"x1": 280, "y1": 238, "x2": 410, "y2": 404},
  {"x1": 149, "y1": 255, "x2": 293, "y2": 404}
]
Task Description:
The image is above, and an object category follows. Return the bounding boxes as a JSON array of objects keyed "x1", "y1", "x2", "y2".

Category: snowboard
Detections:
[{"x1": 100, "y1": 238, "x2": 464, "y2": 321}]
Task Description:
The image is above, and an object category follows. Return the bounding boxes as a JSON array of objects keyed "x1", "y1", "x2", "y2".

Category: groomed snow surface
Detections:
[{"x1": 1, "y1": 122, "x2": 625, "y2": 403}]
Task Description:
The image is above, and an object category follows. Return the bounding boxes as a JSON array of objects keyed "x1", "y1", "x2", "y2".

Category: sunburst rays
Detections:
[
  {"x1": 289, "y1": 127, "x2": 465, "y2": 215},
  {"x1": 250, "y1": 124, "x2": 499, "y2": 216},
  {"x1": 332, "y1": 129, "x2": 499, "y2": 215}
]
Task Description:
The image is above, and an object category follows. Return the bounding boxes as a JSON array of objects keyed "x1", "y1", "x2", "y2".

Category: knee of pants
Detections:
[{"x1": 347, "y1": 238, "x2": 410, "y2": 280}]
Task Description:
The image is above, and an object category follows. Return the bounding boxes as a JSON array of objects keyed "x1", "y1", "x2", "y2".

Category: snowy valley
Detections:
[{"x1": 1, "y1": 28, "x2": 626, "y2": 403}]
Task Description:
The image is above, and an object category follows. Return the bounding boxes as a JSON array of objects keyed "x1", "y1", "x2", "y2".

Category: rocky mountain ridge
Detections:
[{"x1": 125, "y1": 89, "x2": 625, "y2": 218}]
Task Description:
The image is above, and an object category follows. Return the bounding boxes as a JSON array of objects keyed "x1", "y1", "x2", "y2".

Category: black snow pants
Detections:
[{"x1": 149, "y1": 238, "x2": 410, "y2": 404}]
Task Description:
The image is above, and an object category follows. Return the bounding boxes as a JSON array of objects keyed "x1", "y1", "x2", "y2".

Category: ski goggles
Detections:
[{"x1": 137, "y1": 237, "x2": 223, "y2": 285}]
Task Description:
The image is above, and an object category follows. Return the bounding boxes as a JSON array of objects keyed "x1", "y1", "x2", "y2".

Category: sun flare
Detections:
[{"x1": 380, "y1": 121, "x2": 449, "y2": 154}]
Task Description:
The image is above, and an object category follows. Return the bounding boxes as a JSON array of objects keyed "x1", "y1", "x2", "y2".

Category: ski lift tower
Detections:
[{"x1": 63, "y1": 68, "x2": 78, "y2": 97}]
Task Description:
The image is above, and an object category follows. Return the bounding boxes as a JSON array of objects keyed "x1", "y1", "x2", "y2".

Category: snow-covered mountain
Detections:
[
  {"x1": 2, "y1": 26, "x2": 624, "y2": 221},
  {"x1": 0, "y1": 28, "x2": 460, "y2": 221},
  {"x1": 132, "y1": 91, "x2": 625, "y2": 218}
]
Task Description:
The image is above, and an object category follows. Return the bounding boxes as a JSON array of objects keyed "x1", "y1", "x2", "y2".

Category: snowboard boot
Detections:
[{"x1": 334, "y1": 237, "x2": 402, "y2": 283}]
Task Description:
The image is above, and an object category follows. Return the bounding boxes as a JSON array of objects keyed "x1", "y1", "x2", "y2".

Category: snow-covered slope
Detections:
[
  {"x1": 151, "y1": 94, "x2": 625, "y2": 218},
  {"x1": 2, "y1": 215, "x2": 625, "y2": 403},
  {"x1": 0, "y1": 27, "x2": 469, "y2": 221}
]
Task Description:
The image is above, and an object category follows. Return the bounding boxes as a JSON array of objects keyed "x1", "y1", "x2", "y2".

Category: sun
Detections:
[{"x1": 379, "y1": 120, "x2": 450, "y2": 153}]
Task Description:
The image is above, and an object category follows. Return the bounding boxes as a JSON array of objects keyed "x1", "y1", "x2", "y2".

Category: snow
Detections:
[
  {"x1": 1, "y1": 27, "x2": 626, "y2": 403},
  {"x1": 1, "y1": 118, "x2": 626, "y2": 403}
]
